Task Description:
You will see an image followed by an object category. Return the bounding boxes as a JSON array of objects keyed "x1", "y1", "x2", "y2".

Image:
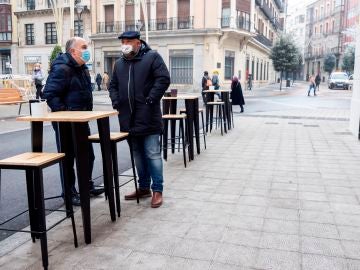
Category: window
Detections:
[
  {"x1": 260, "y1": 62, "x2": 263, "y2": 80},
  {"x1": 0, "y1": 5, "x2": 12, "y2": 42},
  {"x1": 267, "y1": 62, "x2": 269, "y2": 80},
  {"x1": 25, "y1": 24, "x2": 34, "y2": 45},
  {"x1": 256, "y1": 60, "x2": 259, "y2": 80},
  {"x1": 251, "y1": 59, "x2": 255, "y2": 77},
  {"x1": 169, "y1": 49, "x2": 193, "y2": 84},
  {"x1": 26, "y1": 0, "x2": 35, "y2": 10},
  {"x1": 224, "y1": 50, "x2": 235, "y2": 80},
  {"x1": 320, "y1": 24, "x2": 323, "y2": 33},
  {"x1": 221, "y1": 8, "x2": 231, "y2": 27},
  {"x1": 74, "y1": 20, "x2": 84, "y2": 37},
  {"x1": 45, "y1": 23, "x2": 57, "y2": 44}
]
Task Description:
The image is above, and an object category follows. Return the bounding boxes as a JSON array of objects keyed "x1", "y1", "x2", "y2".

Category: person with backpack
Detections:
[{"x1": 201, "y1": 71, "x2": 212, "y2": 104}]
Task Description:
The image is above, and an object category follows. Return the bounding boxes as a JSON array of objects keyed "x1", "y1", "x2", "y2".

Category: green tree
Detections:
[
  {"x1": 342, "y1": 46, "x2": 355, "y2": 74},
  {"x1": 49, "y1": 44, "x2": 63, "y2": 67},
  {"x1": 270, "y1": 35, "x2": 299, "y2": 90},
  {"x1": 324, "y1": 53, "x2": 336, "y2": 75}
]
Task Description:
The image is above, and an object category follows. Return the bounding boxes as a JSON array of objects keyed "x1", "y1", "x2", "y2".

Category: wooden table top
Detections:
[
  {"x1": 203, "y1": 89, "x2": 231, "y2": 93},
  {"x1": 0, "y1": 152, "x2": 65, "y2": 167},
  {"x1": 162, "y1": 95, "x2": 198, "y2": 100},
  {"x1": 17, "y1": 111, "x2": 118, "y2": 122}
]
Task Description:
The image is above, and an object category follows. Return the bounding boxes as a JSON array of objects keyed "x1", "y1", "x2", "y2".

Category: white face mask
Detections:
[{"x1": 121, "y1": 44, "x2": 133, "y2": 55}]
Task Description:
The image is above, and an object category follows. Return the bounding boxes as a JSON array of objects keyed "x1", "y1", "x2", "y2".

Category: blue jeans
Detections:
[{"x1": 130, "y1": 134, "x2": 164, "y2": 192}]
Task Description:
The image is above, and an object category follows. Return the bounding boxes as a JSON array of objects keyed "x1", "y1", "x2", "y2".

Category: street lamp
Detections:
[{"x1": 75, "y1": 1, "x2": 85, "y2": 37}]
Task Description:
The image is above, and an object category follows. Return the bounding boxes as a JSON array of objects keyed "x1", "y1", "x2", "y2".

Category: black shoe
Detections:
[
  {"x1": 90, "y1": 187, "x2": 105, "y2": 196},
  {"x1": 71, "y1": 195, "x2": 81, "y2": 206}
]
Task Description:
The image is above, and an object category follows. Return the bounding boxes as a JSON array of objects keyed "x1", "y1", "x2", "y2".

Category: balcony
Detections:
[
  {"x1": 96, "y1": 17, "x2": 194, "y2": 34},
  {"x1": 255, "y1": 0, "x2": 273, "y2": 21},
  {"x1": 254, "y1": 33, "x2": 273, "y2": 48},
  {"x1": 272, "y1": 18, "x2": 283, "y2": 31},
  {"x1": 273, "y1": 0, "x2": 284, "y2": 12},
  {"x1": 0, "y1": 32, "x2": 12, "y2": 43},
  {"x1": 0, "y1": 0, "x2": 11, "y2": 3},
  {"x1": 221, "y1": 17, "x2": 251, "y2": 32}
]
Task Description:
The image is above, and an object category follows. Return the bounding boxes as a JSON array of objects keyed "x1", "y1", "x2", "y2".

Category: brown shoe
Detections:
[
  {"x1": 124, "y1": 189, "x2": 151, "y2": 200},
  {"x1": 151, "y1": 192, "x2": 163, "y2": 208}
]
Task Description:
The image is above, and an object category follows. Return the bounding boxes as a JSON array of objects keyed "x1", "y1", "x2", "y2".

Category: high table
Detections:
[
  {"x1": 17, "y1": 111, "x2": 118, "y2": 244},
  {"x1": 203, "y1": 89, "x2": 232, "y2": 132},
  {"x1": 162, "y1": 95, "x2": 200, "y2": 161}
]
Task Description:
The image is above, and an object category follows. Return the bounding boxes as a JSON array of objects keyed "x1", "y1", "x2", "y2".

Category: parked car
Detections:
[
  {"x1": 328, "y1": 72, "x2": 350, "y2": 90},
  {"x1": 348, "y1": 74, "x2": 354, "y2": 90}
]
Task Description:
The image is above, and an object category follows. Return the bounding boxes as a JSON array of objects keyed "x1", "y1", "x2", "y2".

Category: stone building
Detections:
[
  {"x1": 90, "y1": 0, "x2": 285, "y2": 89},
  {"x1": 0, "y1": 0, "x2": 13, "y2": 74},
  {"x1": 304, "y1": 0, "x2": 345, "y2": 77}
]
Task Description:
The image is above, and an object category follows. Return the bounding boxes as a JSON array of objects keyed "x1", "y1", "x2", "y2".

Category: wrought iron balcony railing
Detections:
[
  {"x1": 96, "y1": 17, "x2": 194, "y2": 34},
  {"x1": 254, "y1": 33, "x2": 273, "y2": 48},
  {"x1": 221, "y1": 17, "x2": 251, "y2": 32}
]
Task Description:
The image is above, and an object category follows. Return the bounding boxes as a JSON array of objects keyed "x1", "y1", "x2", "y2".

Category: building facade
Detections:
[
  {"x1": 304, "y1": 0, "x2": 345, "y2": 78},
  {"x1": 12, "y1": 0, "x2": 92, "y2": 75},
  {"x1": 286, "y1": 2, "x2": 306, "y2": 80},
  {"x1": 90, "y1": 0, "x2": 285, "y2": 90},
  {"x1": 0, "y1": 0, "x2": 13, "y2": 74},
  {"x1": 343, "y1": 0, "x2": 359, "y2": 48}
]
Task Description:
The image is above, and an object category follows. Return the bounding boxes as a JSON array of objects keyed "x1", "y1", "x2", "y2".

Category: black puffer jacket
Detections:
[
  {"x1": 109, "y1": 41, "x2": 170, "y2": 136},
  {"x1": 43, "y1": 53, "x2": 93, "y2": 112}
]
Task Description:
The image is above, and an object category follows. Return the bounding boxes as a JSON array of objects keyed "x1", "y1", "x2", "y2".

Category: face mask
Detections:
[
  {"x1": 81, "y1": 49, "x2": 91, "y2": 63},
  {"x1": 34, "y1": 68, "x2": 40, "y2": 71},
  {"x1": 121, "y1": 44, "x2": 133, "y2": 55}
]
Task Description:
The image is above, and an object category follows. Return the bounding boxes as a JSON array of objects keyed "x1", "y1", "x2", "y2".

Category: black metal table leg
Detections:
[
  {"x1": 111, "y1": 142, "x2": 121, "y2": 217},
  {"x1": 71, "y1": 122, "x2": 92, "y2": 244},
  {"x1": 97, "y1": 118, "x2": 116, "y2": 222},
  {"x1": 170, "y1": 100, "x2": 177, "y2": 154}
]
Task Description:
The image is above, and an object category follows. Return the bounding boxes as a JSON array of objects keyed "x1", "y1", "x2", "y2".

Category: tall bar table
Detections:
[{"x1": 17, "y1": 111, "x2": 118, "y2": 244}]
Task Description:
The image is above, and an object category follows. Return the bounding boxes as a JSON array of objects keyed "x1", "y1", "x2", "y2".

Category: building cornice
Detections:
[{"x1": 14, "y1": 9, "x2": 54, "y2": 17}]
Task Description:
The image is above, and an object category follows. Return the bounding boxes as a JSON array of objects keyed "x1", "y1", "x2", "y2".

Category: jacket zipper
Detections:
[{"x1": 128, "y1": 64, "x2": 133, "y2": 114}]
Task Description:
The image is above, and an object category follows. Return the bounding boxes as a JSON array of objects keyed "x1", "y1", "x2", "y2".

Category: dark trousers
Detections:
[
  {"x1": 35, "y1": 84, "x2": 43, "y2": 99},
  {"x1": 52, "y1": 122, "x2": 95, "y2": 196},
  {"x1": 97, "y1": 83, "x2": 101, "y2": 91}
]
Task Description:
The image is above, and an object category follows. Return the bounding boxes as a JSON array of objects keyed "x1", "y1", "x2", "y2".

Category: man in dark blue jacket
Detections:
[
  {"x1": 109, "y1": 31, "x2": 170, "y2": 208},
  {"x1": 43, "y1": 37, "x2": 104, "y2": 206}
]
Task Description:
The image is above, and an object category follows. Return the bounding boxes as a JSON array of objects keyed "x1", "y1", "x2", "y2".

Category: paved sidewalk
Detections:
[{"x1": 1, "y1": 108, "x2": 360, "y2": 269}]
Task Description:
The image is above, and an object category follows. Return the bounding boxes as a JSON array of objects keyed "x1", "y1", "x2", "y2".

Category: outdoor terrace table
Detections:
[
  {"x1": 17, "y1": 111, "x2": 118, "y2": 244},
  {"x1": 203, "y1": 89, "x2": 232, "y2": 132},
  {"x1": 162, "y1": 95, "x2": 200, "y2": 161}
]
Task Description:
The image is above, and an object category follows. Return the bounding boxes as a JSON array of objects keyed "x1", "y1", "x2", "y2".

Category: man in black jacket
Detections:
[
  {"x1": 43, "y1": 37, "x2": 104, "y2": 206},
  {"x1": 108, "y1": 31, "x2": 170, "y2": 208}
]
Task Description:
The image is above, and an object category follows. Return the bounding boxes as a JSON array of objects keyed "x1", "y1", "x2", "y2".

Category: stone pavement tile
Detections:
[
  {"x1": 215, "y1": 186, "x2": 245, "y2": 195},
  {"x1": 271, "y1": 182, "x2": 298, "y2": 191},
  {"x1": 222, "y1": 228, "x2": 261, "y2": 248},
  {"x1": 331, "y1": 203, "x2": 360, "y2": 215},
  {"x1": 334, "y1": 214, "x2": 360, "y2": 227},
  {"x1": 209, "y1": 262, "x2": 252, "y2": 270},
  {"x1": 198, "y1": 201, "x2": 236, "y2": 214},
  {"x1": 259, "y1": 232, "x2": 300, "y2": 252},
  {"x1": 299, "y1": 192, "x2": 328, "y2": 202},
  {"x1": 238, "y1": 195, "x2": 268, "y2": 207},
  {"x1": 298, "y1": 184, "x2": 325, "y2": 193},
  {"x1": 163, "y1": 257, "x2": 212, "y2": 270},
  {"x1": 342, "y1": 240, "x2": 360, "y2": 260},
  {"x1": 161, "y1": 208, "x2": 201, "y2": 223},
  {"x1": 300, "y1": 200, "x2": 332, "y2": 212},
  {"x1": 269, "y1": 198, "x2": 300, "y2": 209},
  {"x1": 254, "y1": 249, "x2": 300, "y2": 270},
  {"x1": 348, "y1": 259, "x2": 360, "y2": 270},
  {"x1": 208, "y1": 193, "x2": 240, "y2": 204},
  {"x1": 195, "y1": 210, "x2": 232, "y2": 226},
  {"x1": 241, "y1": 188, "x2": 269, "y2": 197},
  {"x1": 299, "y1": 210, "x2": 335, "y2": 224},
  {"x1": 184, "y1": 223, "x2": 226, "y2": 242},
  {"x1": 172, "y1": 239, "x2": 219, "y2": 261},
  {"x1": 150, "y1": 221, "x2": 192, "y2": 238},
  {"x1": 325, "y1": 186, "x2": 356, "y2": 195},
  {"x1": 270, "y1": 189, "x2": 298, "y2": 199},
  {"x1": 265, "y1": 207, "x2": 299, "y2": 221},
  {"x1": 108, "y1": 251, "x2": 169, "y2": 270},
  {"x1": 213, "y1": 243, "x2": 258, "y2": 267},
  {"x1": 302, "y1": 254, "x2": 349, "y2": 270},
  {"x1": 234, "y1": 205, "x2": 267, "y2": 217},
  {"x1": 301, "y1": 222, "x2": 340, "y2": 239},
  {"x1": 301, "y1": 236, "x2": 345, "y2": 257},
  {"x1": 262, "y1": 219, "x2": 299, "y2": 235},
  {"x1": 228, "y1": 215, "x2": 264, "y2": 231},
  {"x1": 338, "y1": 226, "x2": 360, "y2": 241}
]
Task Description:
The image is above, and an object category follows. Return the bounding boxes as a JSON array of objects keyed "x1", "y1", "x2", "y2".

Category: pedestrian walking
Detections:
[
  {"x1": 95, "y1": 73, "x2": 102, "y2": 91},
  {"x1": 212, "y1": 70, "x2": 221, "y2": 99},
  {"x1": 31, "y1": 62, "x2": 45, "y2": 99},
  {"x1": 315, "y1": 73, "x2": 321, "y2": 92},
  {"x1": 102, "y1": 72, "x2": 110, "y2": 90},
  {"x1": 308, "y1": 75, "x2": 317, "y2": 96},
  {"x1": 231, "y1": 75, "x2": 245, "y2": 113},
  {"x1": 108, "y1": 31, "x2": 170, "y2": 208},
  {"x1": 42, "y1": 37, "x2": 104, "y2": 206},
  {"x1": 201, "y1": 71, "x2": 212, "y2": 104}
]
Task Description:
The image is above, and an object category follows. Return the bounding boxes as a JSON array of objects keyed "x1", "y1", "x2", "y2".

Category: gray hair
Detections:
[{"x1": 65, "y1": 37, "x2": 83, "y2": 52}]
